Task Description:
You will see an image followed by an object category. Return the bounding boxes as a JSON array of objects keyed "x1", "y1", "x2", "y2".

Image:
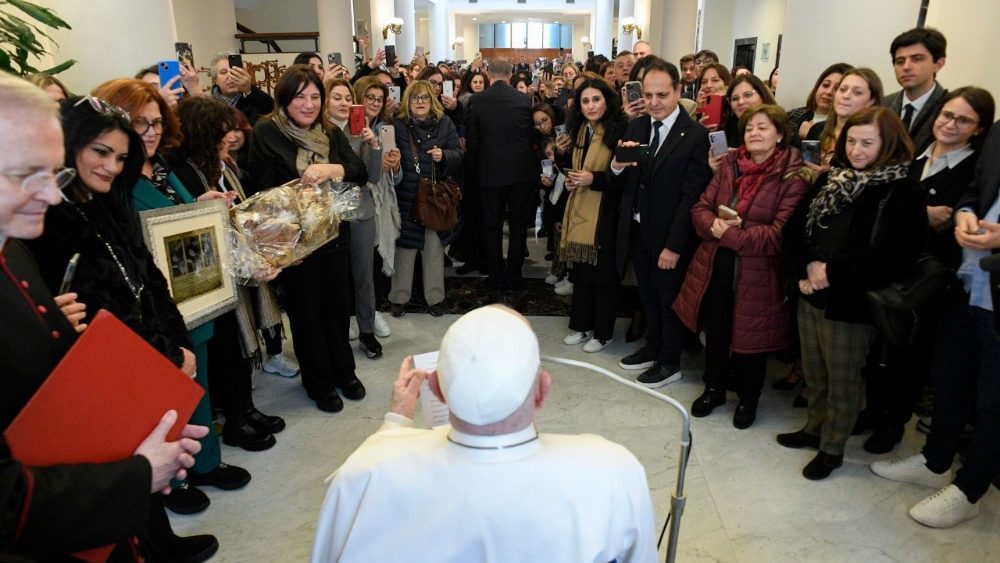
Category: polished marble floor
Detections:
[{"x1": 170, "y1": 236, "x2": 1000, "y2": 562}]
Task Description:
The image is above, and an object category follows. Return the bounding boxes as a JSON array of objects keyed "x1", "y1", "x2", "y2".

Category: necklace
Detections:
[{"x1": 71, "y1": 204, "x2": 145, "y2": 322}]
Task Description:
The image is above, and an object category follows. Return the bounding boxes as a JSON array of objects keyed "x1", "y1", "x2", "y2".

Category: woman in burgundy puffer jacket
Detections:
[{"x1": 674, "y1": 104, "x2": 808, "y2": 429}]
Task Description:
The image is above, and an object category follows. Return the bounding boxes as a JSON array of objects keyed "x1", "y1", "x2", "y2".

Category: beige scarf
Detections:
[
  {"x1": 559, "y1": 123, "x2": 613, "y2": 265},
  {"x1": 272, "y1": 109, "x2": 330, "y2": 175}
]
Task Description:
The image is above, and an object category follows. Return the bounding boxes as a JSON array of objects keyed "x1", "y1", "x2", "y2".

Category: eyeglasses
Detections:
[
  {"x1": 410, "y1": 94, "x2": 431, "y2": 103},
  {"x1": 2, "y1": 167, "x2": 77, "y2": 195},
  {"x1": 937, "y1": 110, "x2": 979, "y2": 129},
  {"x1": 428, "y1": 80, "x2": 443, "y2": 89},
  {"x1": 74, "y1": 96, "x2": 130, "y2": 122},
  {"x1": 730, "y1": 91, "x2": 759, "y2": 104},
  {"x1": 133, "y1": 117, "x2": 165, "y2": 135},
  {"x1": 365, "y1": 94, "x2": 385, "y2": 104}
]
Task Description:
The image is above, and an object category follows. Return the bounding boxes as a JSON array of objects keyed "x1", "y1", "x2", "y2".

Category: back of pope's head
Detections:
[{"x1": 436, "y1": 305, "x2": 541, "y2": 426}]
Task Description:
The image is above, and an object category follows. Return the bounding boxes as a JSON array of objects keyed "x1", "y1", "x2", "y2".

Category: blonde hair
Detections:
[{"x1": 396, "y1": 80, "x2": 444, "y2": 121}]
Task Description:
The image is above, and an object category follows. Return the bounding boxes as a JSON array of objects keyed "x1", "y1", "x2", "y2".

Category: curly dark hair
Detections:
[
  {"x1": 566, "y1": 76, "x2": 625, "y2": 151},
  {"x1": 173, "y1": 97, "x2": 236, "y2": 186}
]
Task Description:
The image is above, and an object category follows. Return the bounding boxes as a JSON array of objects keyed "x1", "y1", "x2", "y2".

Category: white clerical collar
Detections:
[{"x1": 447, "y1": 424, "x2": 540, "y2": 456}]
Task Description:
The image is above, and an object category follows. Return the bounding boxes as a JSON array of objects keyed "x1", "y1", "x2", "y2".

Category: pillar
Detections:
[
  {"x1": 394, "y1": 0, "x2": 416, "y2": 62},
  {"x1": 617, "y1": 0, "x2": 635, "y2": 53},
  {"x1": 594, "y1": 0, "x2": 614, "y2": 59},
  {"x1": 317, "y1": 0, "x2": 355, "y2": 66},
  {"x1": 429, "y1": 0, "x2": 448, "y2": 63}
]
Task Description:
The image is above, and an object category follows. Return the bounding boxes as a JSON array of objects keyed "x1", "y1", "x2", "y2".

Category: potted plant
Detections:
[{"x1": 0, "y1": 0, "x2": 73, "y2": 76}]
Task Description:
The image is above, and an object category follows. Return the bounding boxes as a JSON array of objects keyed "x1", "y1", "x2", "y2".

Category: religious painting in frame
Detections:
[{"x1": 139, "y1": 200, "x2": 237, "y2": 329}]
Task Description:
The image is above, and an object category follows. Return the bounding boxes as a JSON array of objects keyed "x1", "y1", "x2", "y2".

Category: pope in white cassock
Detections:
[{"x1": 311, "y1": 305, "x2": 658, "y2": 563}]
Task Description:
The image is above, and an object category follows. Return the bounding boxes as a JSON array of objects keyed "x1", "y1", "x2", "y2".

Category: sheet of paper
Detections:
[
  {"x1": 413, "y1": 351, "x2": 450, "y2": 428},
  {"x1": 548, "y1": 173, "x2": 565, "y2": 206}
]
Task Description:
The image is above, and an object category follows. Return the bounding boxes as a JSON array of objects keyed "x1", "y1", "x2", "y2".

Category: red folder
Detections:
[{"x1": 4, "y1": 309, "x2": 204, "y2": 562}]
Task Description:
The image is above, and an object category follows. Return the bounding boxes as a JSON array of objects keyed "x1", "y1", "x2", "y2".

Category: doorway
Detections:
[{"x1": 733, "y1": 37, "x2": 757, "y2": 73}]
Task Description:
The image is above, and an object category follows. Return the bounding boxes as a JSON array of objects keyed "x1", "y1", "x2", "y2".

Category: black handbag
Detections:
[{"x1": 864, "y1": 191, "x2": 953, "y2": 347}]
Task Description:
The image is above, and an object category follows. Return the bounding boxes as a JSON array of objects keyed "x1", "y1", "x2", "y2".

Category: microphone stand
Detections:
[{"x1": 541, "y1": 356, "x2": 691, "y2": 563}]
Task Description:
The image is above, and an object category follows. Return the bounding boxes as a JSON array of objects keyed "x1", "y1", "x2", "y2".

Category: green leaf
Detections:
[
  {"x1": 41, "y1": 57, "x2": 73, "y2": 75},
  {"x1": 0, "y1": 48, "x2": 11, "y2": 70},
  {"x1": 5, "y1": 0, "x2": 71, "y2": 29}
]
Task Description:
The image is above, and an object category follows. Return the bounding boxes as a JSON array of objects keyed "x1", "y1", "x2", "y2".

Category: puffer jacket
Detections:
[
  {"x1": 393, "y1": 115, "x2": 464, "y2": 250},
  {"x1": 673, "y1": 147, "x2": 808, "y2": 354}
]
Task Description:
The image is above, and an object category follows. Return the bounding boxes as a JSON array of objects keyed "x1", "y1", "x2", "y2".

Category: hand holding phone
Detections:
[
  {"x1": 615, "y1": 143, "x2": 652, "y2": 164},
  {"x1": 718, "y1": 204, "x2": 739, "y2": 221},
  {"x1": 709, "y1": 131, "x2": 729, "y2": 157}
]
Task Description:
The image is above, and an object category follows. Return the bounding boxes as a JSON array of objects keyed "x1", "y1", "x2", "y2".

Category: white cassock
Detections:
[{"x1": 312, "y1": 415, "x2": 658, "y2": 563}]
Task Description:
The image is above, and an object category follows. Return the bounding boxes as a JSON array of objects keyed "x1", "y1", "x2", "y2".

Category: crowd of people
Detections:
[{"x1": 3, "y1": 21, "x2": 1000, "y2": 561}]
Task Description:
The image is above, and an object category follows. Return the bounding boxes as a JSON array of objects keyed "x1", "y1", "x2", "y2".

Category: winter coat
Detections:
[
  {"x1": 673, "y1": 148, "x2": 808, "y2": 353},
  {"x1": 393, "y1": 115, "x2": 464, "y2": 250}
]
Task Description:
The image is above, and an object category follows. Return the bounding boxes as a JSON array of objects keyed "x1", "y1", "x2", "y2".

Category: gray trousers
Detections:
[
  {"x1": 349, "y1": 216, "x2": 377, "y2": 333},
  {"x1": 799, "y1": 301, "x2": 876, "y2": 456},
  {"x1": 389, "y1": 229, "x2": 445, "y2": 306}
]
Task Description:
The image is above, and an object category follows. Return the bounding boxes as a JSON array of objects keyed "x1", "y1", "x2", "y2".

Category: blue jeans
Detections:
[{"x1": 922, "y1": 293, "x2": 1000, "y2": 502}]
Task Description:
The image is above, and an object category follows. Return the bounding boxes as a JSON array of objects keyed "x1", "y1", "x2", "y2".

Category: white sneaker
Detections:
[
  {"x1": 554, "y1": 281, "x2": 574, "y2": 296},
  {"x1": 373, "y1": 311, "x2": 391, "y2": 338},
  {"x1": 545, "y1": 273, "x2": 560, "y2": 285},
  {"x1": 554, "y1": 276, "x2": 570, "y2": 287},
  {"x1": 263, "y1": 354, "x2": 300, "y2": 377},
  {"x1": 909, "y1": 484, "x2": 979, "y2": 528},
  {"x1": 563, "y1": 331, "x2": 591, "y2": 345},
  {"x1": 583, "y1": 338, "x2": 611, "y2": 353},
  {"x1": 871, "y1": 454, "x2": 952, "y2": 489},
  {"x1": 349, "y1": 317, "x2": 359, "y2": 340}
]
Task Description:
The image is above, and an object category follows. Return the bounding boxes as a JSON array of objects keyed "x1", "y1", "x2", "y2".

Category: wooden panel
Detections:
[{"x1": 479, "y1": 48, "x2": 562, "y2": 62}]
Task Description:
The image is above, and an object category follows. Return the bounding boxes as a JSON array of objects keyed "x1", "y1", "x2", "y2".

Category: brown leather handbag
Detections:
[{"x1": 408, "y1": 127, "x2": 462, "y2": 231}]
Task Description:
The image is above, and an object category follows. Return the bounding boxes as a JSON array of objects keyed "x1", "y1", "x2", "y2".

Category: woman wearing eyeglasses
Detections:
[
  {"x1": 23, "y1": 96, "x2": 226, "y2": 554},
  {"x1": 859, "y1": 87, "x2": 995, "y2": 455},
  {"x1": 325, "y1": 77, "x2": 391, "y2": 358},
  {"x1": 247, "y1": 65, "x2": 368, "y2": 414},
  {"x1": 708, "y1": 74, "x2": 777, "y2": 173},
  {"x1": 416, "y1": 66, "x2": 465, "y2": 128},
  {"x1": 388, "y1": 80, "x2": 463, "y2": 317}
]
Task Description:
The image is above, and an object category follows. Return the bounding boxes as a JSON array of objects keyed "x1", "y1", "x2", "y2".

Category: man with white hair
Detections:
[{"x1": 312, "y1": 305, "x2": 657, "y2": 562}]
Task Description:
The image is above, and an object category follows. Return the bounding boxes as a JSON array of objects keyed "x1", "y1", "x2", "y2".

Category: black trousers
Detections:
[
  {"x1": 482, "y1": 182, "x2": 535, "y2": 285},
  {"x1": 452, "y1": 181, "x2": 487, "y2": 266},
  {"x1": 630, "y1": 223, "x2": 684, "y2": 367},
  {"x1": 698, "y1": 250, "x2": 767, "y2": 400},
  {"x1": 568, "y1": 265, "x2": 620, "y2": 341},
  {"x1": 207, "y1": 310, "x2": 252, "y2": 422},
  {"x1": 277, "y1": 250, "x2": 356, "y2": 398}
]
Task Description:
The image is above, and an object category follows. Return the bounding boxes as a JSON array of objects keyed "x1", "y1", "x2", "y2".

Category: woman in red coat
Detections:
[{"x1": 673, "y1": 104, "x2": 808, "y2": 429}]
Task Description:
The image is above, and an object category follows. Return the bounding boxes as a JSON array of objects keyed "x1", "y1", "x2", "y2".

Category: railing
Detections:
[{"x1": 235, "y1": 31, "x2": 320, "y2": 53}]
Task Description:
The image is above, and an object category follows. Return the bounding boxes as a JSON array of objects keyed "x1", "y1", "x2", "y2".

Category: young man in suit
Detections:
[
  {"x1": 882, "y1": 27, "x2": 948, "y2": 155},
  {"x1": 465, "y1": 58, "x2": 540, "y2": 291},
  {"x1": 872, "y1": 119, "x2": 1000, "y2": 528},
  {"x1": 610, "y1": 58, "x2": 712, "y2": 387}
]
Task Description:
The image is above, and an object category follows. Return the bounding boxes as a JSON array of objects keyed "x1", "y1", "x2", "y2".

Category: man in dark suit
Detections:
[
  {"x1": 610, "y1": 58, "x2": 711, "y2": 387},
  {"x1": 882, "y1": 27, "x2": 948, "y2": 155},
  {"x1": 465, "y1": 58, "x2": 540, "y2": 290},
  {"x1": 872, "y1": 120, "x2": 1000, "y2": 527}
]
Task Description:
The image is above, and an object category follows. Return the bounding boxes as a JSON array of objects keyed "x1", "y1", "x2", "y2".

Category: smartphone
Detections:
[
  {"x1": 327, "y1": 52, "x2": 342, "y2": 66},
  {"x1": 228, "y1": 54, "x2": 244, "y2": 70},
  {"x1": 158, "y1": 60, "x2": 182, "y2": 95},
  {"x1": 378, "y1": 124, "x2": 397, "y2": 151},
  {"x1": 385, "y1": 45, "x2": 397, "y2": 66},
  {"x1": 541, "y1": 159, "x2": 553, "y2": 178},
  {"x1": 442, "y1": 81, "x2": 454, "y2": 98},
  {"x1": 349, "y1": 105, "x2": 366, "y2": 136},
  {"x1": 624, "y1": 81, "x2": 642, "y2": 104},
  {"x1": 700, "y1": 95, "x2": 724, "y2": 127},
  {"x1": 415, "y1": 46, "x2": 425, "y2": 58},
  {"x1": 58, "y1": 253, "x2": 80, "y2": 295},
  {"x1": 388, "y1": 85, "x2": 401, "y2": 104},
  {"x1": 554, "y1": 124, "x2": 568, "y2": 137},
  {"x1": 800, "y1": 140, "x2": 821, "y2": 165},
  {"x1": 616, "y1": 144, "x2": 652, "y2": 163},
  {"x1": 174, "y1": 42, "x2": 194, "y2": 67},
  {"x1": 709, "y1": 131, "x2": 729, "y2": 157},
  {"x1": 718, "y1": 204, "x2": 740, "y2": 221},
  {"x1": 587, "y1": 50, "x2": 595, "y2": 59}
]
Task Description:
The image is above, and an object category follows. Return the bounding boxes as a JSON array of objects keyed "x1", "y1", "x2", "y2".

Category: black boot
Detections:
[
  {"x1": 222, "y1": 416, "x2": 276, "y2": 451},
  {"x1": 246, "y1": 405, "x2": 286, "y2": 435}
]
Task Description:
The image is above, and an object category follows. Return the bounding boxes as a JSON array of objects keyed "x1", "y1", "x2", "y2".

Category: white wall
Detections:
[
  {"x1": 172, "y1": 0, "x2": 239, "y2": 90},
  {"x1": 649, "y1": 0, "x2": 698, "y2": 62},
  {"x1": 34, "y1": 0, "x2": 178, "y2": 93},
  {"x1": 730, "y1": 0, "x2": 784, "y2": 76},
  {"x1": 234, "y1": 0, "x2": 319, "y2": 53},
  {"x1": 777, "y1": 0, "x2": 920, "y2": 109},
  {"x1": 925, "y1": 0, "x2": 1000, "y2": 105},
  {"x1": 699, "y1": 0, "x2": 734, "y2": 67}
]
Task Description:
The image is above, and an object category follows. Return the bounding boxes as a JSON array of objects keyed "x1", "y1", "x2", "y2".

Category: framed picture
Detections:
[{"x1": 139, "y1": 200, "x2": 237, "y2": 329}]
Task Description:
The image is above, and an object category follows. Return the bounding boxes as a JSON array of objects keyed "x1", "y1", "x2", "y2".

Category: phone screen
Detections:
[{"x1": 385, "y1": 45, "x2": 397, "y2": 66}]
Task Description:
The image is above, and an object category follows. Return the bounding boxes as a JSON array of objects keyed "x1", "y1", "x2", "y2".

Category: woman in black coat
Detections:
[
  {"x1": 556, "y1": 77, "x2": 626, "y2": 352},
  {"x1": 247, "y1": 65, "x2": 368, "y2": 413},
  {"x1": 778, "y1": 107, "x2": 927, "y2": 480},
  {"x1": 388, "y1": 79, "x2": 463, "y2": 317}
]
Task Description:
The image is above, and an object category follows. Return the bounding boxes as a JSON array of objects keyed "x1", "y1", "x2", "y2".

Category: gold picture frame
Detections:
[{"x1": 139, "y1": 200, "x2": 237, "y2": 329}]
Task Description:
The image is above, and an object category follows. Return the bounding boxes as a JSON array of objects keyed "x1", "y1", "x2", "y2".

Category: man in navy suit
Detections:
[
  {"x1": 881, "y1": 27, "x2": 949, "y2": 155},
  {"x1": 465, "y1": 58, "x2": 540, "y2": 291},
  {"x1": 610, "y1": 58, "x2": 711, "y2": 387}
]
